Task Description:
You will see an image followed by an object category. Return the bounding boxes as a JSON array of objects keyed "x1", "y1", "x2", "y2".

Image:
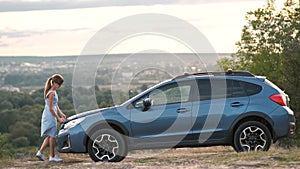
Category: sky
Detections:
[{"x1": 0, "y1": 0, "x2": 285, "y2": 56}]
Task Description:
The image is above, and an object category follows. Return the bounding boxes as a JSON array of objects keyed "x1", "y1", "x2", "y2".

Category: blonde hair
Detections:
[{"x1": 44, "y1": 74, "x2": 64, "y2": 99}]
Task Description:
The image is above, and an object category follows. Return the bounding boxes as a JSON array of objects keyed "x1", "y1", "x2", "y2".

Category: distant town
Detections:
[{"x1": 0, "y1": 53, "x2": 230, "y2": 93}]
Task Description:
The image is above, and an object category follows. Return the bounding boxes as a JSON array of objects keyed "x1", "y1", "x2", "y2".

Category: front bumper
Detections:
[{"x1": 57, "y1": 124, "x2": 87, "y2": 153}]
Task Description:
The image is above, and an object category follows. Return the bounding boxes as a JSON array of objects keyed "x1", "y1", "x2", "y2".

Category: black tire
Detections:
[
  {"x1": 87, "y1": 129, "x2": 127, "y2": 162},
  {"x1": 233, "y1": 121, "x2": 272, "y2": 152}
]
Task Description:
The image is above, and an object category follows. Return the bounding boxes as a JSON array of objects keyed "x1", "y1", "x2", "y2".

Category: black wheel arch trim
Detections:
[
  {"x1": 228, "y1": 111, "x2": 275, "y2": 142},
  {"x1": 83, "y1": 120, "x2": 129, "y2": 150}
]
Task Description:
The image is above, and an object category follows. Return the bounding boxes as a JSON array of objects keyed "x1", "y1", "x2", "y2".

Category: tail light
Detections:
[{"x1": 270, "y1": 94, "x2": 287, "y2": 106}]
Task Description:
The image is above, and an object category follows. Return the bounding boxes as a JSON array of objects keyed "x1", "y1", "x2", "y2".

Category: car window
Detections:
[
  {"x1": 240, "y1": 81, "x2": 262, "y2": 96},
  {"x1": 133, "y1": 82, "x2": 192, "y2": 108},
  {"x1": 195, "y1": 79, "x2": 228, "y2": 100},
  {"x1": 195, "y1": 79, "x2": 249, "y2": 100},
  {"x1": 150, "y1": 84, "x2": 191, "y2": 105},
  {"x1": 227, "y1": 80, "x2": 247, "y2": 98}
]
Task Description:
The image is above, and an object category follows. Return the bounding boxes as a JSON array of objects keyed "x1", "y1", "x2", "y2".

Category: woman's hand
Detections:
[
  {"x1": 57, "y1": 117, "x2": 65, "y2": 123},
  {"x1": 61, "y1": 113, "x2": 67, "y2": 120},
  {"x1": 57, "y1": 106, "x2": 67, "y2": 120}
]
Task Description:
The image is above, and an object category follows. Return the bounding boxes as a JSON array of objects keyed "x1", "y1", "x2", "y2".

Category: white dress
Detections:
[{"x1": 40, "y1": 90, "x2": 58, "y2": 138}]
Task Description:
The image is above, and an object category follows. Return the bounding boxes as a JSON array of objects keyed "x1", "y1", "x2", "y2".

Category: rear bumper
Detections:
[
  {"x1": 288, "y1": 114, "x2": 296, "y2": 136},
  {"x1": 271, "y1": 106, "x2": 295, "y2": 141}
]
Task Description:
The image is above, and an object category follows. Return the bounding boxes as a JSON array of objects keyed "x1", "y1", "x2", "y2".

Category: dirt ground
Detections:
[{"x1": 3, "y1": 146, "x2": 300, "y2": 169}]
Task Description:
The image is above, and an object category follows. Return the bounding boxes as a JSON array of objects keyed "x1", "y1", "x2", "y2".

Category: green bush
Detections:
[{"x1": 12, "y1": 137, "x2": 30, "y2": 148}]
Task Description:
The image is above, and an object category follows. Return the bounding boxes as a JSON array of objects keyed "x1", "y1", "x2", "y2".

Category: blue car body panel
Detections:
[{"x1": 57, "y1": 73, "x2": 295, "y2": 153}]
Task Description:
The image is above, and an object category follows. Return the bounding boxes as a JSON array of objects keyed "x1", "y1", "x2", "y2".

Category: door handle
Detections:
[
  {"x1": 231, "y1": 102, "x2": 244, "y2": 107},
  {"x1": 177, "y1": 108, "x2": 188, "y2": 113}
]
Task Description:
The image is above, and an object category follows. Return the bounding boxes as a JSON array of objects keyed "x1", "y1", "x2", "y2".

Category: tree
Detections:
[
  {"x1": 280, "y1": 1, "x2": 300, "y2": 125},
  {"x1": 9, "y1": 121, "x2": 40, "y2": 147},
  {"x1": 12, "y1": 137, "x2": 30, "y2": 148},
  {"x1": 221, "y1": 1, "x2": 285, "y2": 80},
  {"x1": 0, "y1": 100, "x2": 13, "y2": 110},
  {"x1": 218, "y1": 0, "x2": 300, "y2": 145},
  {"x1": 0, "y1": 110, "x2": 17, "y2": 133},
  {"x1": 0, "y1": 133, "x2": 13, "y2": 158}
]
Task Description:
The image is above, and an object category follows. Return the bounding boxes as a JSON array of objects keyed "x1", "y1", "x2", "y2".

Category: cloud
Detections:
[
  {"x1": 0, "y1": 0, "x2": 260, "y2": 12},
  {"x1": 0, "y1": 26, "x2": 95, "y2": 55},
  {"x1": 0, "y1": 30, "x2": 33, "y2": 38},
  {"x1": 0, "y1": 42, "x2": 9, "y2": 47},
  {"x1": 0, "y1": 0, "x2": 175, "y2": 12},
  {"x1": 0, "y1": 28, "x2": 91, "y2": 39}
]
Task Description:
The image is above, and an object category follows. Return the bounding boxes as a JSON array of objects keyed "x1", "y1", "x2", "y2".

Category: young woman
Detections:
[{"x1": 36, "y1": 74, "x2": 66, "y2": 162}]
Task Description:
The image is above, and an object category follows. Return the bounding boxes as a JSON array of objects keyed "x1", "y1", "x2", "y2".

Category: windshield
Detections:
[{"x1": 120, "y1": 79, "x2": 172, "y2": 106}]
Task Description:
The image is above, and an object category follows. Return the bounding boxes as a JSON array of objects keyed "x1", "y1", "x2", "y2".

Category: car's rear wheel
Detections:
[
  {"x1": 233, "y1": 121, "x2": 272, "y2": 152},
  {"x1": 87, "y1": 129, "x2": 127, "y2": 162}
]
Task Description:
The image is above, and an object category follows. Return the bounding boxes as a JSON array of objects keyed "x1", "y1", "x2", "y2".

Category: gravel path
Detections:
[{"x1": 4, "y1": 147, "x2": 300, "y2": 169}]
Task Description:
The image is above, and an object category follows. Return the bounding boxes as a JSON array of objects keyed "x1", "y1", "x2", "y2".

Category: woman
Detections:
[{"x1": 36, "y1": 74, "x2": 66, "y2": 162}]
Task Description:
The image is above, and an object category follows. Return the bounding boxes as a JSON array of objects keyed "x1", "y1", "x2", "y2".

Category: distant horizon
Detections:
[{"x1": 0, "y1": 52, "x2": 232, "y2": 58}]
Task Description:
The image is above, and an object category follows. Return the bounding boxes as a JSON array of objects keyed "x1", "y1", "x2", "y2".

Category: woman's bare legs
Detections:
[
  {"x1": 39, "y1": 136, "x2": 50, "y2": 153},
  {"x1": 49, "y1": 137, "x2": 56, "y2": 157}
]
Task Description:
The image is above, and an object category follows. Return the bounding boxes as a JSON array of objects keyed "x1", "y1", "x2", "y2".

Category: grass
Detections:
[
  {"x1": 133, "y1": 158, "x2": 158, "y2": 163},
  {"x1": 131, "y1": 146, "x2": 300, "y2": 168},
  {"x1": 0, "y1": 157, "x2": 14, "y2": 167},
  {"x1": 1, "y1": 146, "x2": 300, "y2": 168}
]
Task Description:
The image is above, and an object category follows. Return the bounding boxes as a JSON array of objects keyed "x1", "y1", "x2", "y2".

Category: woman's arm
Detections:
[
  {"x1": 48, "y1": 92, "x2": 65, "y2": 123},
  {"x1": 56, "y1": 105, "x2": 66, "y2": 120}
]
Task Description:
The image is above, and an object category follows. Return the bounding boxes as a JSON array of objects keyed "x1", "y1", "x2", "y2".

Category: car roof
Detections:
[{"x1": 172, "y1": 70, "x2": 255, "y2": 81}]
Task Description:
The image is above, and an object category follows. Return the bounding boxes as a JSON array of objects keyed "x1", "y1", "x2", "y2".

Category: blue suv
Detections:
[{"x1": 57, "y1": 70, "x2": 295, "y2": 162}]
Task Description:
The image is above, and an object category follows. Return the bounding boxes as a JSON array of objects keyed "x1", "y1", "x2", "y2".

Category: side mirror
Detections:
[{"x1": 142, "y1": 98, "x2": 153, "y2": 111}]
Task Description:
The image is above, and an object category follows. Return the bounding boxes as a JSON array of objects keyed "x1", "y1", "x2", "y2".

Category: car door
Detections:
[
  {"x1": 130, "y1": 81, "x2": 194, "y2": 147},
  {"x1": 191, "y1": 78, "x2": 249, "y2": 143}
]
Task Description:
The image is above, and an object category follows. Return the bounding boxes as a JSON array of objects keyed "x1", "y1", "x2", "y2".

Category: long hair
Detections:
[{"x1": 44, "y1": 74, "x2": 64, "y2": 99}]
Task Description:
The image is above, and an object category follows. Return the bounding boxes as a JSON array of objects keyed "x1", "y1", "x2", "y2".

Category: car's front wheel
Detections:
[
  {"x1": 87, "y1": 129, "x2": 127, "y2": 162},
  {"x1": 233, "y1": 121, "x2": 272, "y2": 152}
]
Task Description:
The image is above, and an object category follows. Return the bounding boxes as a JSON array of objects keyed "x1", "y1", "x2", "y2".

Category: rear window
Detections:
[
  {"x1": 240, "y1": 81, "x2": 262, "y2": 96},
  {"x1": 195, "y1": 79, "x2": 262, "y2": 100},
  {"x1": 227, "y1": 80, "x2": 247, "y2": 98}
]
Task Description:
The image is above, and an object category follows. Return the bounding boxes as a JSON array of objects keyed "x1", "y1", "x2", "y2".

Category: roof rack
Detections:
[{"x1": 172, "y1": 69, "x2": 254, "y2": 80}]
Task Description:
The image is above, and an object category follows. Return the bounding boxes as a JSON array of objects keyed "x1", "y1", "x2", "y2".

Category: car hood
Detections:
[{"x1": 65, "y1": 106, "x2": 117, "y2": 122}]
